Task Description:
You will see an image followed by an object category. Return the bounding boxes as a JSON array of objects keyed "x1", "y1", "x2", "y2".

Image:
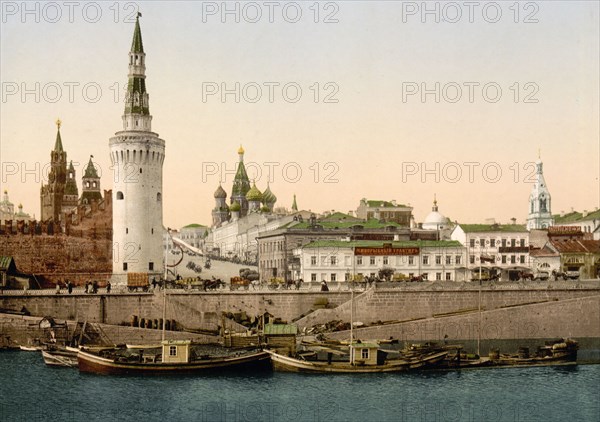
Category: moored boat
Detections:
[
  {"x1": 42, "y1": 347, "x2": 79, "y2": 367},
  {"x1": 266, "y1": 341, "x2": 449, "y2": 373},
  {"x1": 78, "y1": 340, "x2": 270, "y2": 375}
]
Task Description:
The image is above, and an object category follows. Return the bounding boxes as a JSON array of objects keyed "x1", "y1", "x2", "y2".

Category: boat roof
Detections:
[{"x1": 350, "y1": 342, "x2": 379, "y2": 349}]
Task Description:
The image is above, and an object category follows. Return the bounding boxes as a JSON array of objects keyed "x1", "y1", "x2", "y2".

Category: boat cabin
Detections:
[
  {"x1": 349, "y1": 342, "x2": 379, "y2": 366},
  {"x1": 161, "y1": 340, "x2": 191, "y2": 363}
]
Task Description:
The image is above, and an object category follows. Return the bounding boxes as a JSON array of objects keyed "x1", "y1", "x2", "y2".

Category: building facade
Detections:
[
  {"x1": 109, "y1": 16, "x2": 165, "y2": 284},
  {"x1": 451, "y1": 223, "x2": 530, "y2": 278},
  {"x1": 296, "y1": 240, "x2": 467, "y2": 283},
  {"x1": 356, "y1": 199, "x2": 413, "y2": 227}
]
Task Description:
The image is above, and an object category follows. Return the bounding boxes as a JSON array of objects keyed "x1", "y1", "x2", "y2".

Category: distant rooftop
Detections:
[
  {"x1": 457, "y1": 224, "x2": 528, "y2": 233},
  {"x1": 554, "y1": 209, "x2": 600, "y2": 224},
  {"x1": 303, "y1": 239, "x2": 463, "y2": 249}
]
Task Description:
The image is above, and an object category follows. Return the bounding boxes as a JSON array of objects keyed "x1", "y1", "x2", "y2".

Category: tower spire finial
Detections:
[{"x1": 56, "y1": 118, "x2": 61, "y2": 130}]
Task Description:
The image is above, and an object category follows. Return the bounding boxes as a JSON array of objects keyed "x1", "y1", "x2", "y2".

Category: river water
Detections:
[{"x1": 0, "y1": 351, "x2": 598, "y2": 422}]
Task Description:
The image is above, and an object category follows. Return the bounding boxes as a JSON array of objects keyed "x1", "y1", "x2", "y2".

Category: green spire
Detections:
[
  {"x1": 291, "y1": 194, "x2": 298, "y2": 212},
  {"x1": 84, "y1": 156, "x2": 99, "y2": 178},
  {"x1": 124, "y1": 14, "x2": 149, "y2": 116},
  {"x1": 54, "y1": 119, "x2": 63, "y2": 152},
  {"x1": 131, "y1": 14, "x2": 144, "y2": 53},
  {"x1": 231, "y1": 146, "x2": 250, "y2": 198}
]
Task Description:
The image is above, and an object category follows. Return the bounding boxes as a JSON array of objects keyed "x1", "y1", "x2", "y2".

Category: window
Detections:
[
  {"x1": 520, "y1": 239, "x2": 525, "y2": 247},
  {"x1": 455, "y1": 256, "x2": 461, "y2": 265},
  {"x1": 157, "y1": 193, "x2": 161, "y2": 202},
  {"x1": 502, "y1": 255, "x2": 507, "y2": 264},
  {"x1": 445, "y1": 273, "x2": 451, "y2": 281},
  {"x1": 511, "y1": 239, "x2": 516, "y2": 247},
  {"x1": 502, "y1": 239, "x2": 507, "y2": 247},
  {"x1": 490, "y1": 239, "x2": 496, "y2": 247},
  {"x1": 409, "y1": 256, "x2": 414, "y2": 265},
  {"x1": 169, "y1": 346, "x2": 177, "y2": 356},
  {"x1": 446, "y1": 256, "x2": 452, "y2": 265},
  {"x1": 311, "y1": 256, "x2": 317, "y2": 266},
  {"x1": 330, "y1": 273, "x2": 336, "y2": 282},
  {"x1": 520, "y1": 256, "x2": 525, "y2": 264},
  {"x1": 423, "y1": 256, "x2": 429, "y2": 265},
  {"x1": 345, "y1": 273, "x2": 351, "y2": 281},
  {"x1": 436, "y1": 273, "x2": 442, "y2": 280},
  {"x1": 361, "y1": 349, "x2": 369, "y2": 359},
  {"x1": 123, "y1": 263, "x2": 128, "y2": 271},
  {"x1": 117, "y1": 191, "x2": 124, "y2": 200},
  {"x1": 470, "y1": 255, "x2": 475, "y2": 264},
  {"x1": 470, "y1": 239, "x2": 475, "y2": 247},
  {"x1": 357, "y1": 256, "x2": 363, "y2": 265},
  {"x1": 330, "y1": 256, "x2": 337, "y2": 266},
  {"x1": 435, "y1": 255, "x2": 442, "y2": 265},
  {"x1": 149, "y1": 262, "x2": 154, "y2": 271},
  {"x1": 311, "y1": 273, "x2": 317, "y2": 281},
  {"x1": 370, "y1": 257, "x2": 375, "y2": 265},
  {"x1": 383, "y1": 256, "x2": 389, "y2": 265},
  {"x1": 511, "y1": 255, "x2": 516, "y2": 264}
]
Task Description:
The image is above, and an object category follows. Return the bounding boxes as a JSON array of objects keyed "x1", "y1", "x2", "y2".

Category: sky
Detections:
[{"x1": 1, "y1": 1, "x2": 598, "y2": 229}]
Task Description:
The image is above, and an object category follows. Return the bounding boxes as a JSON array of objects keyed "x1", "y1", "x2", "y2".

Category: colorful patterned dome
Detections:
[
  {"x1": 262, "y1": 184, "x2": 277, "y2": 204},
  {"x1": 214, "y1": 184, "x2": 227, "y2": 199},
  {"x1": 245, "y1": 183, "x2": 263, "y2": 202}
]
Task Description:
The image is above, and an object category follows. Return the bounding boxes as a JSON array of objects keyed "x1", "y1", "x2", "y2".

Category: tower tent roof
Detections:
[
  {"x1": 84, "y1": 156, "x2": 99, "y2": 178},
  {"x1": 131, "y1": 15, "x2": 144, "y2": 53}
]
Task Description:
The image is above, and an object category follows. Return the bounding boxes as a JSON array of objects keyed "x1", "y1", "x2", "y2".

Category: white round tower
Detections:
[{"x1": 109, "y1": 15, "x2": 165, "y2": 285}]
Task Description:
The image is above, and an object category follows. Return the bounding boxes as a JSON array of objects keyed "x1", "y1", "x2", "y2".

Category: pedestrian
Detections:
[
  {"x1": 92, "y1": 280, "x2": 98, "y2": 294},
  {"x1": 152, "y1": 277, "x2": 157, "y2": 290},
  {"x1": 67, "y1": 280, "x2": 73, "y2": 294},
  {"x1": 320, "y1": 280, "x2": 329, "y2": 292},
  {"x1": 55, "y1": 282, "x2": 61, "y2": 295},
  {"x1": 106, "y1": 280, "x2": 111, "y2": 294},
  {"x1": 84, "y1": 281, "x2": 89, "y2": 294}
]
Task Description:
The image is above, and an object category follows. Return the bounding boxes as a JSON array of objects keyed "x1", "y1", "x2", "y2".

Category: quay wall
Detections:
[{"x1": 1, "y1": 285, "x2": 599, "y2": 339}]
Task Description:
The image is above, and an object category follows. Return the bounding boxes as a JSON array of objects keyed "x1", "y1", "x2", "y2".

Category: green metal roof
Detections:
[
  {"x1": 554, "y1": 209, "x2": 600, "y2": 223},
  {"x1": 264, "y1": 324, "x2": 298, "y2": 335},
  {"x1": 183, "y1": 223, "x2": 207, "y2": 228},
  {"x1": 232, "y1": 162, "x2": 250, "y2": 197},
  {"x1": 458, "y1": 224, "x2": 528, "y2": 233},
  {"x1": 303, "y1": 240, "x2": 463, "y2": 249},
  {"x1": 321, "y1": 212, "x2": 361, "y2": 222},
  {"x1": 131, "y1": 16, "x2": 144, "y2": 53},
  {"x1": 365, "y1": 200, "x2": 407, "y2": 208},
  {"x1": 84, "y1": 157, "x2": 99, "y2": 178},
  {"x1": 54, "y1": 128, "x2": 63, "y2": 152}
]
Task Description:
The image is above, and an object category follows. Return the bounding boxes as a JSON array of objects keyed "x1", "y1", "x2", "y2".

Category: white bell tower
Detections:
[
  {"x1": 109, "y1": 14, "x2": 165, "y2": 285},
  {"x1": 526, "y1": 155, "x2": 554, "y2": 230}
]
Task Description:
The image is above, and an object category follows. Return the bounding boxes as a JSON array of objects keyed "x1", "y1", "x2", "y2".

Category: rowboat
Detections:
[{"x1": 42, "y1": 347, "x2": 79, "y2": 367}]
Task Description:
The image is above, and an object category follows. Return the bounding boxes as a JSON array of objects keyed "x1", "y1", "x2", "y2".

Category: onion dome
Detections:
[
  {"x1": 214, "y1": 184, "x2": 227, "y2": 199},
  {"x1": 238, "y1": 144, "x2": 245, "y2": 155},
  {"x1": 262, "y1": 184, "x2": 277, "y2": 204},
  {"x1": 260, "y1": 205, "x2": 270, "y2": 213},
  {"x1": 245, "y1": 183, "x2": 263, "y2": 202},
  {"x1": 230, "y1": 200, "x2": 241, "y2": 212}
]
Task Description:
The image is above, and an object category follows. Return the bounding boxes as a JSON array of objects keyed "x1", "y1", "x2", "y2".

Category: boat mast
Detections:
[{"x1": 162, "y1": 228, "x2": 169, "y2": 342}]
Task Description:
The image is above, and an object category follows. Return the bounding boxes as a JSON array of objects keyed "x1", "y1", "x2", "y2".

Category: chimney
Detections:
[
  {"x1": 582, "y1": 210, "x2": 588, "y2": 218},
  {"x1": 510, "y1": 217, "x2": 517, "y2": 225},
  {"x1": 560, "y1": 210, "x2": 565, "y2": 217}
]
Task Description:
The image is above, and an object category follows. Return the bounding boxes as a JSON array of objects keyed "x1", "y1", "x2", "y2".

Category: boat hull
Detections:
[
  {"x1": 78, "y1": 349, "x2": 271, "y2": 375},
  {"x1": 266, "y1": 350, "x2": 449, "y2": 373},
  {"x1": 42, "y1": 349, "x2": 78, "y2": 367}
]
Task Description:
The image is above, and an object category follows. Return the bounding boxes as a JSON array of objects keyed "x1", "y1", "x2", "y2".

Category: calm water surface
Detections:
[{"x1": 0, "y1": 351, "x2": 598, "y2": 422}]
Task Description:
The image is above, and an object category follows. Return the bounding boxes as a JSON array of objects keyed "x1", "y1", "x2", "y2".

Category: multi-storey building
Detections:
[
  {"x1": 451, "y1": 223, "x2": 530, "y2": 279},
  {"x1": 295, "y1": 240, "x2": 467, "y2": 282},
  {"x1": 356, "y1": 199, "x2": 413, "y2": 226}
]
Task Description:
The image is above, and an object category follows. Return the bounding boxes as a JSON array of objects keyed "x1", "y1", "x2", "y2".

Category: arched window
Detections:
[
  {"x1": 157, "y1": 192, "x2": 161, "y2": 202},
  {"x1": 117, "y1": 191, "x2": 124, "y2": 200}
]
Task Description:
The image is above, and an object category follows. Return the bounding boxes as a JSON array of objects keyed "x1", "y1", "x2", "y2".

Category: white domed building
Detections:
[{"x1": 422, "y1": 196, "x2": 451, "y2": 238}]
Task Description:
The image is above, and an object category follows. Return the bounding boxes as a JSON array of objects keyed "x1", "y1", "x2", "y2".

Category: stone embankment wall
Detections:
[{"x1": 2, "y1": 285, "x2": 599, "y2": 339}]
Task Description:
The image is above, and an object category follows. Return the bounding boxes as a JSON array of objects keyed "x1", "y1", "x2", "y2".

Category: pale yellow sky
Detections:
[{"x1": 1, "y1": 1, "x2": 598, "y2": 228}]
